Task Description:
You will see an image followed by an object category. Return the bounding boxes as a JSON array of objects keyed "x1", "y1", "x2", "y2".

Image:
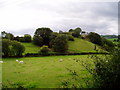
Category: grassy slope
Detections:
[
  {"x1": 2, "y1": 55, "x2": 94, "y2": 88},
  {"x1": 22, "y1": 38, "x2": 99, "y2": 54},
  {"x1": 68, "y1": 38, "x2": 99, "y2": 53},
  {"x1": 21, "y1": 43, "x2": 41, "y2": 54}
]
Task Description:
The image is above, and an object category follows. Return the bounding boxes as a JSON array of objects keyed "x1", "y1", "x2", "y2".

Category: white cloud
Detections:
[{"x1": 0, "y1": 0, "x2": 118, "y2": 35}]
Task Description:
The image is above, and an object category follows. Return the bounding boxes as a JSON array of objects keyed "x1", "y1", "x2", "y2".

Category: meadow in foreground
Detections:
[{"x1": 2, "y1": 55, "x2": 94, "y2": 88}]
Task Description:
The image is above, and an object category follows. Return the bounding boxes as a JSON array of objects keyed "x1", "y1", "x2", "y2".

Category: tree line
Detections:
[{"x1": 2, "y1": 27, "x2": 118, "y2": 57}]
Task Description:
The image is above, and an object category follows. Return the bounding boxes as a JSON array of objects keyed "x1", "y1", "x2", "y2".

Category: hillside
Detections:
[
  {"x1": 21, "y1": 38, "x2": 100, "y2": 54},
  {"x1": 68, "y1": 38, "x2": 99, "y2": 53},
  {"x1": 21, "y1": 43, "x2": 40, "y2": 54}
]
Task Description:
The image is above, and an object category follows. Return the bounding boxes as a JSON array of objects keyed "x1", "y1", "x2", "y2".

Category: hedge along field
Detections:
[{"x1": 2, "y1": 55, "x2": 94, "y2": 88}]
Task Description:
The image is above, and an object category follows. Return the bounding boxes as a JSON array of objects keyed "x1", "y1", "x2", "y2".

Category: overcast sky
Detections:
[{"x1": 0, "y1": 0, "x2": 119, "y2": 36}]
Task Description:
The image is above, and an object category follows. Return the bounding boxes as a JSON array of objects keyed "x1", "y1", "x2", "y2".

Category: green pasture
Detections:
[
  {"x1": 68, "y1": 38, "x2": 99, "y2": 53},
  {"x1": 2, "y1": 55, "x2": 94, "y2": 88},
  {"x1": 21, "y1": 38, "x2": 100, "y2": 54}
]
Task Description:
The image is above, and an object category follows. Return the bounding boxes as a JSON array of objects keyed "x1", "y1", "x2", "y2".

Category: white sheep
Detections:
[
  {"x1": 59, "y1": 59, "x2": 63, "y2": 62},
  {"x1": 0, "y1": 61, "x2": 3, "y2": 63},
  {"x1": 19, "y1": 61, "x2": 24, "y2": 63},
  {"x1": 16, "y1": 60, "x2": 19, "y2": 62}
]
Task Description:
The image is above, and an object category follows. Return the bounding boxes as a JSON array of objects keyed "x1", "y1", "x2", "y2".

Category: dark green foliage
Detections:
[
  {"x1": 33, "y1": 35, "x2": 43, "y2": 46},
  {"x1": 5, "y1": 33, "x2": 14, "y2": 40},
  {"x1": 69, "y1": 28, "x2": 82, "y2": 38},
  {"x1": 52, "y1": 34, "x2": 68, "y2": 53},
  {"x1": 24, "y1": 34, "x2": 32, "y2": 42},
  {"x1": 10, "y1": 41, "x2": 25, "y2": 56},
  {"x1": 86, "y1": 32, "x2": 102, "y2": 45},
  {"x1": 90, "y1": 49, "x2": 120, "y2": 88},
  {"x1": 101, "y1": 37, "x2": 115, "y2": 51},
  {"x1": 118, "y1": 41, "x2": 120, "y2": 48},
  {"x1": 67, "y1": 35, "x2": 74, "y2": 41},
  {"x1": 1, "y1": 31, "x2": 14, "y2": 40},
  {"x1": 2, "y1": 39, "x2": 25, "y2": 57},
  {"x1": 34, "y1": 27, "x2": 53, "y2": 46},
  {"x1": 2, "y1": 39, "x2": 10, "y2": 56},
  {"x1": 39, "y1": 45, "x2": 50, "y2": 56}
]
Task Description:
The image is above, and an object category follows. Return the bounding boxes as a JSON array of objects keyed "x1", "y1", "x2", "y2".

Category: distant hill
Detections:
[{"x1": 21, "y1": 38, "x2": 101, "y2": 54}]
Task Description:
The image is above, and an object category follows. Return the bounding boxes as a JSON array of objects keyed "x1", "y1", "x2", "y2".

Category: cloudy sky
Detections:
[{"x1": 0, "y1": 0, "x2": 119, "y2": 36}]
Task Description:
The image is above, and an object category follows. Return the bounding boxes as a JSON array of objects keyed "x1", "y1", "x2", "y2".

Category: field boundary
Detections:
[{"x1": 2, "y1": 52, "x2": 109, "y2": 58}]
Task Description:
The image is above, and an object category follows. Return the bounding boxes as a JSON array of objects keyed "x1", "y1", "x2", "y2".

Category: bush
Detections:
[
  {"x1": 52, "y1": 34, "x2": 68, "y2": 53},
  {"x1": 82, "y1": 48, "x2": 120, "y2": 88},
  {"x1": 24, "y1": 34, "x2": 31, "y2": 42},
  {"x1": 86, "y1": 32, "x2": 102, "y2": 45},
  {"x1": 67, "y1": 35, "x2": 74, "y2": 41},
  {"x1": 39, "y1": 45, "x2": 50, "y2": 56},
  {"x1": 101, "y1": 37, "x2": 115, "y2": 51},
  {"x1": 2, "y1": 39, "x2": 25, "y2": 57},
  {"x1": 10, "y1": 41, "x2": 25, "y2": 56},
  {"x1": 33, "y1": 35, "x2": 43, "y2": 46},
  {"x1": 2, "y1": 39, "x2": 10, "y2": 56}
]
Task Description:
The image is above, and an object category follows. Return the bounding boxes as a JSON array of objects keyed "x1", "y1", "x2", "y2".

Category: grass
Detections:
[
  {"x1": 2, "y1": 55, "x2": 94, "y2": 88},
  {"x1": 68, "y1": 38, "x2": 99, "y2": 53},
  {"x1": 21, "y1": 38, "x2": 100, "y2": 54},
  {"x1": 21, "y1": 42, "x2": 41, "y2": 54}
]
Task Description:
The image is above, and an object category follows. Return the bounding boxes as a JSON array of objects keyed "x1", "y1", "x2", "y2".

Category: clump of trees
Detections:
[
  {"x1": 51, "y1": 34, "x2": 68, "y2": 53},
  {"x1": 33, "y1": 28, "x2": 69, "y2": 53},
  {"x1": 69, "y1": 27, "x2": 82, "y2": 38},
  {"x1": 2, "y1": 39, "x2": 25, "y2": 57},
  {"x1": 86, "y1": 32, "x2": 102, "y2": 45},
  {"x1": 34, "y1": 27, "x2": 53, "y2": 46}
]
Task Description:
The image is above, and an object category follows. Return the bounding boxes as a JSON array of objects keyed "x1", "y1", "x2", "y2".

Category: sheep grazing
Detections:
[
  {"x1": 19, "y1": 61, "x2": 24, "y2": 63},
  {"x1": 59, "y1": 59, "x2": 63, "y2": 62},
  {"x1": 0, "y1": 61, "x2": 3, "y2": 63},
  {"x1": 16, "y1": 60, "x2": 19, "y2": 62}
]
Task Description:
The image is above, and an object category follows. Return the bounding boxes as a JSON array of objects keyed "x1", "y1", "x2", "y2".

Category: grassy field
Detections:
[
  {"x1": 2, "y1": 55, "x2": 94, "y2": 88},
  {"x1": 21, "y1": 38, "x2": 100, "y2": 54},
  {"x1": 68, "y1": 38, "x2": 99, "y2": 53},
  {"x1": 21, "y1": 43, "x2": 41, "y2": 54}
]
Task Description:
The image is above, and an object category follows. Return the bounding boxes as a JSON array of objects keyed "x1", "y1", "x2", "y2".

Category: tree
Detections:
[
  {"x1": 11, "y1": 41, "x2": 25, "y2": 56},
  {"x1": 34, "y1": 27, "x2": 53, "y2": 46},
  {"x1": 101, "y1": 37, "x2": 115, "y2": 51},
  {"x1": 5, "y1": 33, "x2": 14, "y2": 40},
  {"x1": 69, "y1": 27, "x2": 82, "y2": 38},
  {"x1": 33, "y1": 35, "x2": 43, "y2": 46},
  {"x1": 2, "y1": 39, "x2": 10, "y2": 56},
  {"x1": 39, "y1": 45, "x2": 50, "y2": 56},
  {"x1": 24, "y1": 34, "x2": 31, "y2": 42},
  {"x1": 91, "y1": 48, "x2": 120, "y2": 88},
  {"x1": 86, "y1": 32, "x2": 102, "y2": 45},
  {"x1": 2, "y1": 39, "x2": 25, "y2": 57},
  {"x1": 52, "y1": 34, "x2": 68, "y2": 53}
]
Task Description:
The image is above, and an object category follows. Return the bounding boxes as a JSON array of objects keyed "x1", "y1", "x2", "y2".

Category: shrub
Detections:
[
  {"x1": 52, "y1": 34, "x2": 68, "y2": 53},
  {"x1": 2, "y1": 39, "x2": 10, "y2": 56},
  {"x1": 24, "y1": 34, "x2": 31, "y2": 42},
  {"x1": 86, "y1": 32, "x2": 102, "y2": 45},
  {"x1": 2, "y1": 39, "x2": 25, "y2": 57},
  {"x1": 101, "y1": 37, "x2": 115, "y2": 51},
  {"x1": 67, "y1": 35, "x2": 74, "y2": 41},
  {"x1": 10, "y1": 41, "x2": 25, "y2": 56},
  {"x1": 33, "y1": 35, "x2": 43, "y2": 46},
  {"x1": 39, "y1": 45, "x2": 49, "y2": 56},
  {"x1": 80, "y1": 48, "x2": 120, "y2": 88}
]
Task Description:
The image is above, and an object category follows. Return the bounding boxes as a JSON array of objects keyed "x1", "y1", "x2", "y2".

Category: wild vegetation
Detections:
[{"x1": 1, "y1": 27, "x2": 120, "y2": 88}]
